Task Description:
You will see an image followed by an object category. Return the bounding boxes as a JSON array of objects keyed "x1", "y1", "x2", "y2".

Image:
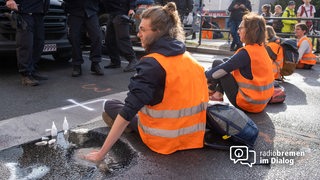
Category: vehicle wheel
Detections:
[{"x1": 52, "y1": 51, "x2": 72, "y2": 62}]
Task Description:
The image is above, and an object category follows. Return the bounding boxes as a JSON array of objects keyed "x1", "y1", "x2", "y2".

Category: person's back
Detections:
[
  {"x1": 266, "y1": 25, "x2": 284, "y2": 80},
  {"x1": 206, "y1": 12, "x2": 274, "y2": 113}
]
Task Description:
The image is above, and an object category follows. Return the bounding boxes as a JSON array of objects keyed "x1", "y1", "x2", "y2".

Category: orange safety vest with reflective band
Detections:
[
  {"x1": 298, "y1": 36, "x2": 317, "y2": 65},
  {"x1": 233, "y1": 44, "x2": 274, "y2": 113},
  {"x1": 267, "y1": 40, "x2": 284, "y2": 80},
  {"x1": 138, "y1": 52, "x2": 209, "y2": 154}
]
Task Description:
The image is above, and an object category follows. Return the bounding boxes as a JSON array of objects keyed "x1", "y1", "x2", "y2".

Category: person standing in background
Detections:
[
  {"x1": 297, "y1": 0, "x2": 316, "y2": 31},
  {"x1": 281, "y1": 1, "x2": 298, "y2": 37},
  {"x1": 261, "y1": 4, "x2": 272, "y2": 26},
  {"x1": 102, "y1": 0, "x2": 138, "y2": 72},
  {"x1": 6, "y1": 0, "x2": 50, "y2": 86},
  {"x1": 272, "y1": 4, "x2": 283, "y2": 33},
  {"x1": 64, "y1": 0, "x2": 104, "y2": 77},
  {"x1": 227, "y1": 0, "x2": 252, "y2": 51}
]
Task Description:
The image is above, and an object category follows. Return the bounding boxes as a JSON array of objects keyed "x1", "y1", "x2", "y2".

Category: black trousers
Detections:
[
  {"x1": 16, "y1": 14, "x2": 44, "y2": 75},
  {"x1": 106, "y1": 15, "x2": 136, "y2": 64},
  {"x1": 209, "y1": 59, "x2": 240, "y2": 108},
  {"x1": 67, "y1": 14, "x2": 102, "y2": 66}
]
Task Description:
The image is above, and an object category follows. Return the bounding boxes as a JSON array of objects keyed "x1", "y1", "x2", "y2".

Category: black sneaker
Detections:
[
  {"x1": 32, "y1": 71, "x2": 48, "y2": 80},
  {"x1": 123, "y1": 59, "x2": 138, "y2": 72},
  {"x1": 91, "y1": 63, "x2": 104, "y2": 75},
  {"x1": 72, "y1": 65, "x2": 82, "y2": 77},
  {"x1": 21, "y1": 75, "x2": 40, "y2": 86},
  {"x1": 104, "y1": 62, "x2": 121, "y2": 69}
]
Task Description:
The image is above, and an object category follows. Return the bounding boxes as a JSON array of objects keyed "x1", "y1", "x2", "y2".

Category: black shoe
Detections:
[
  {"x1": 32, "y1": 71, "x2": 48, "y2": 80},
  {"x1": 91, "y1": 63, "x2": 104, "y2": 75},
  {"x1": 72, "y1": 65, "x2": 82, "y2": 77},
  {"x1": 123, "y1": 59, "x2": 138, "y2": 72},
  {"x1": 104, "y1": 63, "x2": 121, "y2": 69},
  {"x1": 21, "y1": 75, "x2": 40, "y2": 86}
]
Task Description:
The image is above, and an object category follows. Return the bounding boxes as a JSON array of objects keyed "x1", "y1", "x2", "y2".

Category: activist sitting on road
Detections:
[
  {"x1": 82, "y1": 2, "x2": 208, "y2": 161},
  {"x1": 266, "y1": 25, "x2": 284, "y2": 80},
  {"x1": 205, "y1": 12, "x2": 274, "y2": 113},
  {"x1": 295, "y1": 23, "x2": 317, "y2": 69}
]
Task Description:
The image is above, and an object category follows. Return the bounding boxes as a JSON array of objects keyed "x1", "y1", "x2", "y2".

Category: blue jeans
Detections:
[{"x1": 229, "y1": 20, "x2": 241, "y2": 46}]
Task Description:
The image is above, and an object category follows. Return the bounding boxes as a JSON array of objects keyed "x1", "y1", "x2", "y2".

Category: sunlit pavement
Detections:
[{"x1": 0, "y1": 43, "x2": 320, "y2": 179}]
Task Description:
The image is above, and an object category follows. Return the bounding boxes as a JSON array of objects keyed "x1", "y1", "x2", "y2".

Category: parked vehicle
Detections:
[{"x1": 0, "y1": 0, "x2": 72, "y2": 61}]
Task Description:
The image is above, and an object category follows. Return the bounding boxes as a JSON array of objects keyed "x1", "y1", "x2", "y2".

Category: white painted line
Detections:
[{"x1": 61, "y1": 99, "x2": 105, "y2": 111}]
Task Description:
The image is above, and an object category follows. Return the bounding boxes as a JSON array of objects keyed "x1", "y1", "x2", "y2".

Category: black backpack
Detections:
[
  {"x1": 280, "y1": 38, "x2": 299, "y2": 76},
  {"x1": 205, "y1": 102, "x2": 259, "y2": 149}
]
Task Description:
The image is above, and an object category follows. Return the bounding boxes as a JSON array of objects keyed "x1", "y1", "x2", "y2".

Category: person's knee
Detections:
[
  {"x1": 211, "y1": 59, "x2": 224, "y2": 68},
  {"x1": 104, "y1": 99, "x2": 124, "y2": 119}
]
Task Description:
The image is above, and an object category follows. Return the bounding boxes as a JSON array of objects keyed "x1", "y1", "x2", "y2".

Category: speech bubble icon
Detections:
[
  {"x1": 230, "y1": 146, "x2": 249, "y2": 164},
  {"x1": 240, "y1": 150, "x2": 256, "y2": 167}
]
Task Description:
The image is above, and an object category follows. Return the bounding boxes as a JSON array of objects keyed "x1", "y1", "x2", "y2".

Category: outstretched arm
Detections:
[{"x1": 83, "y1": 114, "x2": 130, "y2": 163}]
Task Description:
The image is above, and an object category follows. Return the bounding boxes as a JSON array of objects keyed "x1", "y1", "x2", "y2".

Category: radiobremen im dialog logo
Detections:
[{"x1": 230, "y1": 146, "x2": 305, "y2": 167}]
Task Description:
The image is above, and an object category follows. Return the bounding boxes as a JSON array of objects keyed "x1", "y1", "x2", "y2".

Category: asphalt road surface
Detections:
[{"x1": 0, "y1": 51, "x2": 319, "y2": 179}]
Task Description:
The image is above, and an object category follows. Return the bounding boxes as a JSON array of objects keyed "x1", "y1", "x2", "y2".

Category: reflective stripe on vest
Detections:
[
  {"x1": 298, "y1": 36, "x2": 317, "y2": 65},
  {"x1": 138, "y1": 121, "x2": 206, "y2": 138},
  {"x1": 140, "y1": 102, "x2": 207, "y2": 119},
  {"x1": 137, "y1": 52, "x2": 208, "y2": 154},
  {"x1": 233, "y1": 44, "x2": 274, "y2": 113}
]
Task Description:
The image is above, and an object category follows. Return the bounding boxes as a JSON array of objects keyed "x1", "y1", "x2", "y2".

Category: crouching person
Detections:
[
  {"x1": 82, "y1": 2, "x2": 208, "y2": 161},
  {"x1": 295, "y1": 23, "x2": 317, "y2": 69}
]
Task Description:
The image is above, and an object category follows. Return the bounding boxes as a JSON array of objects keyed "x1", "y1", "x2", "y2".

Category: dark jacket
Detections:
[
  {"x1": 64, "y1": 0, "x2": 100, "y2": 17},
  {"x1": 228, "y1": 0, "x2": 252, "y2": 22},
  {"x1": 102, "y1": 0, "x2": 136, "y2": 15},
  {"x1": 14, "y1": 0, "x2": 49, "y2": 14},
  {"x1": 119, "y1": 36, "x2": 186, "y2": 121}
]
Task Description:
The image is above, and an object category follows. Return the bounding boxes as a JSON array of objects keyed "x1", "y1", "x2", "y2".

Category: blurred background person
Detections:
[
  {"x1": 227, "y1": 0, "x2": 252, "y2": 51},
  {"x1": 281, "y1": 1, "x2": 298, "y2": 37},
  {"x1": 261, "y1": 4, "x2": 272, "y2": 26},
  {"x1": 297, "y1": 0, "x2": 316, "y2": 32},
  {"x1": 272, "y1": 4, "x2": 283, "y2": 33}
]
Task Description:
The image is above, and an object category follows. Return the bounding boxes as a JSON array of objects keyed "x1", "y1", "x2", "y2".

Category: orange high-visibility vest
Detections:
[
  {"x1": 297, "y1": 36, "x2": 317, "y2": 65},
  {"x1": 138, "y1": 52, "x2": 209, "y2": 154},
  {"x1": 267, "y1": 40, "x2": 284, "y2": 79},
  {"x1": 233, "y1": 44, "x2": 274, "y2": 113}
]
